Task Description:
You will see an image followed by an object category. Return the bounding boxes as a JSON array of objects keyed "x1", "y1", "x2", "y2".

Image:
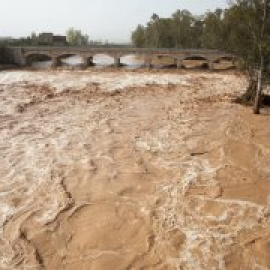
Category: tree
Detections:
[
  {"x1": 150, "y1": 13, "x2": 160, "y2": 47},
  {"x1": 131, "y1": 10, "x2": 199, "y2": 48},
  {"x1": 252, "y1": 0, "x2": 270, "y2": 113},
  {"x1": 172, "y1": 10, "x2": 195, "y2": 48},
  {"x1": 227, "y1": 0, "x2": 270, "y2": 113},
  {"x1": 191, "y1": 18, "x2": 204, "y2": 48},
  {"x1": 131, "y1": 25, "x2": 146, "y2": 47},
  {"x1": 66, "y1": 28, "x2": 89, "y2": 46},
  {"x1": 202, "y1": 9, "x2": 224, "y2": 49}
]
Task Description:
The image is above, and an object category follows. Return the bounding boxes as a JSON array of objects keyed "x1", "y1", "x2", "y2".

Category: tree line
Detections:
[
  {"x1": 132, "y1": 9, "x2": 232, "y2": 50},
  {"x1": 132, "y1": 0, "x2": 270, "y2": 114},
  {"x1": 131, "y1": 1, "x2": 270, "y2": 54}
]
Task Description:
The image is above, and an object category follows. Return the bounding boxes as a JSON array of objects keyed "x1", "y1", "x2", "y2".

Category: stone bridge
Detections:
[{"x1": 10, "y1": 47, "x2": 236, "y2": 70}]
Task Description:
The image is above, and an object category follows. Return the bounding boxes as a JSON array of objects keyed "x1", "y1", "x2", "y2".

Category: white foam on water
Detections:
[
  {"x1": 0, "y1": 70, "x2": 260, "y2": 269},
  {"x1": 0, "y1": 71, "x2": 191, "y2": 93}
]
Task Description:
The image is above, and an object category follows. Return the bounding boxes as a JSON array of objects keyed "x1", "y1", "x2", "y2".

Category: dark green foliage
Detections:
[
  {"x1": 132, "y1": 9, "x2": 206, "y2": 49},
  {"x1": 131, "y1": 9, "x2": 228, "y2": 49},
  {"x1": 131, "y1": 25, "x2": 146, "y2": 48},
  {"x1": 131, "y1": 2, "x2": 270, "y2": 55}
]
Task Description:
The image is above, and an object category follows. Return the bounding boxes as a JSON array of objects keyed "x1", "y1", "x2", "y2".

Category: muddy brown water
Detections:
[{"x1": 0, "y1": 69, "x2": 269, "y2": 269}]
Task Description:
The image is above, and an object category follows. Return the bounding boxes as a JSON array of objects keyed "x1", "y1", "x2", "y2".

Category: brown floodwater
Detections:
[{"x1": 0, "y1": 69, "x2": 269, "y2": 269}]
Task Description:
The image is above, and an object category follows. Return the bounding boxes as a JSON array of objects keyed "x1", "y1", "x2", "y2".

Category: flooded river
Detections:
[{"x1": 0, "y1": 69, "x2": 269, "y2": 269}]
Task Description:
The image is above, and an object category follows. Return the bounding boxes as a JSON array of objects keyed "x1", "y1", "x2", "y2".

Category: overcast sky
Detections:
[{"x1": 1, "y1": 0, "x2": 228, "y2": 42}]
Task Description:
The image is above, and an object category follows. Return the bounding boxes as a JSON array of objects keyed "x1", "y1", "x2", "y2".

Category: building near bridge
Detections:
[{"x1": 38, "y1": 33, "x2": 67, "y2": 46}]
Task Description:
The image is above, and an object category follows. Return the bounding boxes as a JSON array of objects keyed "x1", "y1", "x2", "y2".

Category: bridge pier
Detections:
[
  {"x1": 208, "y1": 60, "x2": 214, "y2": 71},
  {"x1": 83, "y1": 56, "x2": 94, "y2": 68},
  {"x1": 175, "y1": 59, "x2": 183, "y2": 69},
  {"x1": 14, "y1": 48, "x2": 27, "y2": 67},
  {"x1": 232, "y1": 58, "x2": 237, "y2": 67},
  {"x1": 51, "y1": 57, "x2": 60, "y2": 68},
  {"x1": 114, "y1": 57, "x2": 121, "y2": 67},
  {"x1": 20, "y1": 57, "x2": 27, "y2": 67},
  {"x1": 144, "y1": 57, "x2": 152, "y2": 69}
]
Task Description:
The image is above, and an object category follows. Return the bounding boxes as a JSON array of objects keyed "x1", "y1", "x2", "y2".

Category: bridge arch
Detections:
[
  {"x1": 182, "y1": 55, "x2": 210, "y2": 69},
  {"x1": 25, "y1": 53, "x2": 53, "y2": 67},
  {"x1": 153, "y1": 54, "x2": 178, "y2": 68},
  {"x1": 119, "y1": 53, "x2": 144, "y2": 67},
  {"x1": 214, "y1": 56, "x2": 234, "y2": 62},
  {"x1": 213, "y1": 55, "x2": 236, "y2": 70},
  {"x1": 92, "y1": 54, "x2": 115, "y2": 66},
  {"x1": 57, "y1": 53, "x2": 78, "y2": 59},
  {"x1": 57, "y1": 53, "x2": 85, "y2": 67}
]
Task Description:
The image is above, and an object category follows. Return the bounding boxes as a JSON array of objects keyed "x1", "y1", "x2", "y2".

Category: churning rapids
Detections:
[{"x1": 0, "y1": 69, "x2": 269, "y2": 269}]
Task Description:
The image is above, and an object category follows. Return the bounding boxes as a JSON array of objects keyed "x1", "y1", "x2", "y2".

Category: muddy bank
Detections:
[{"x1": 0, "y1": 70, "x2": 269, "y2": 269}]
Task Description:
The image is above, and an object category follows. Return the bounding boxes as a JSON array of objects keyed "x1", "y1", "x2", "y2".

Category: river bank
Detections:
[{"x1": 0, "y1": 69, "x2": 269, "y2": 269}]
